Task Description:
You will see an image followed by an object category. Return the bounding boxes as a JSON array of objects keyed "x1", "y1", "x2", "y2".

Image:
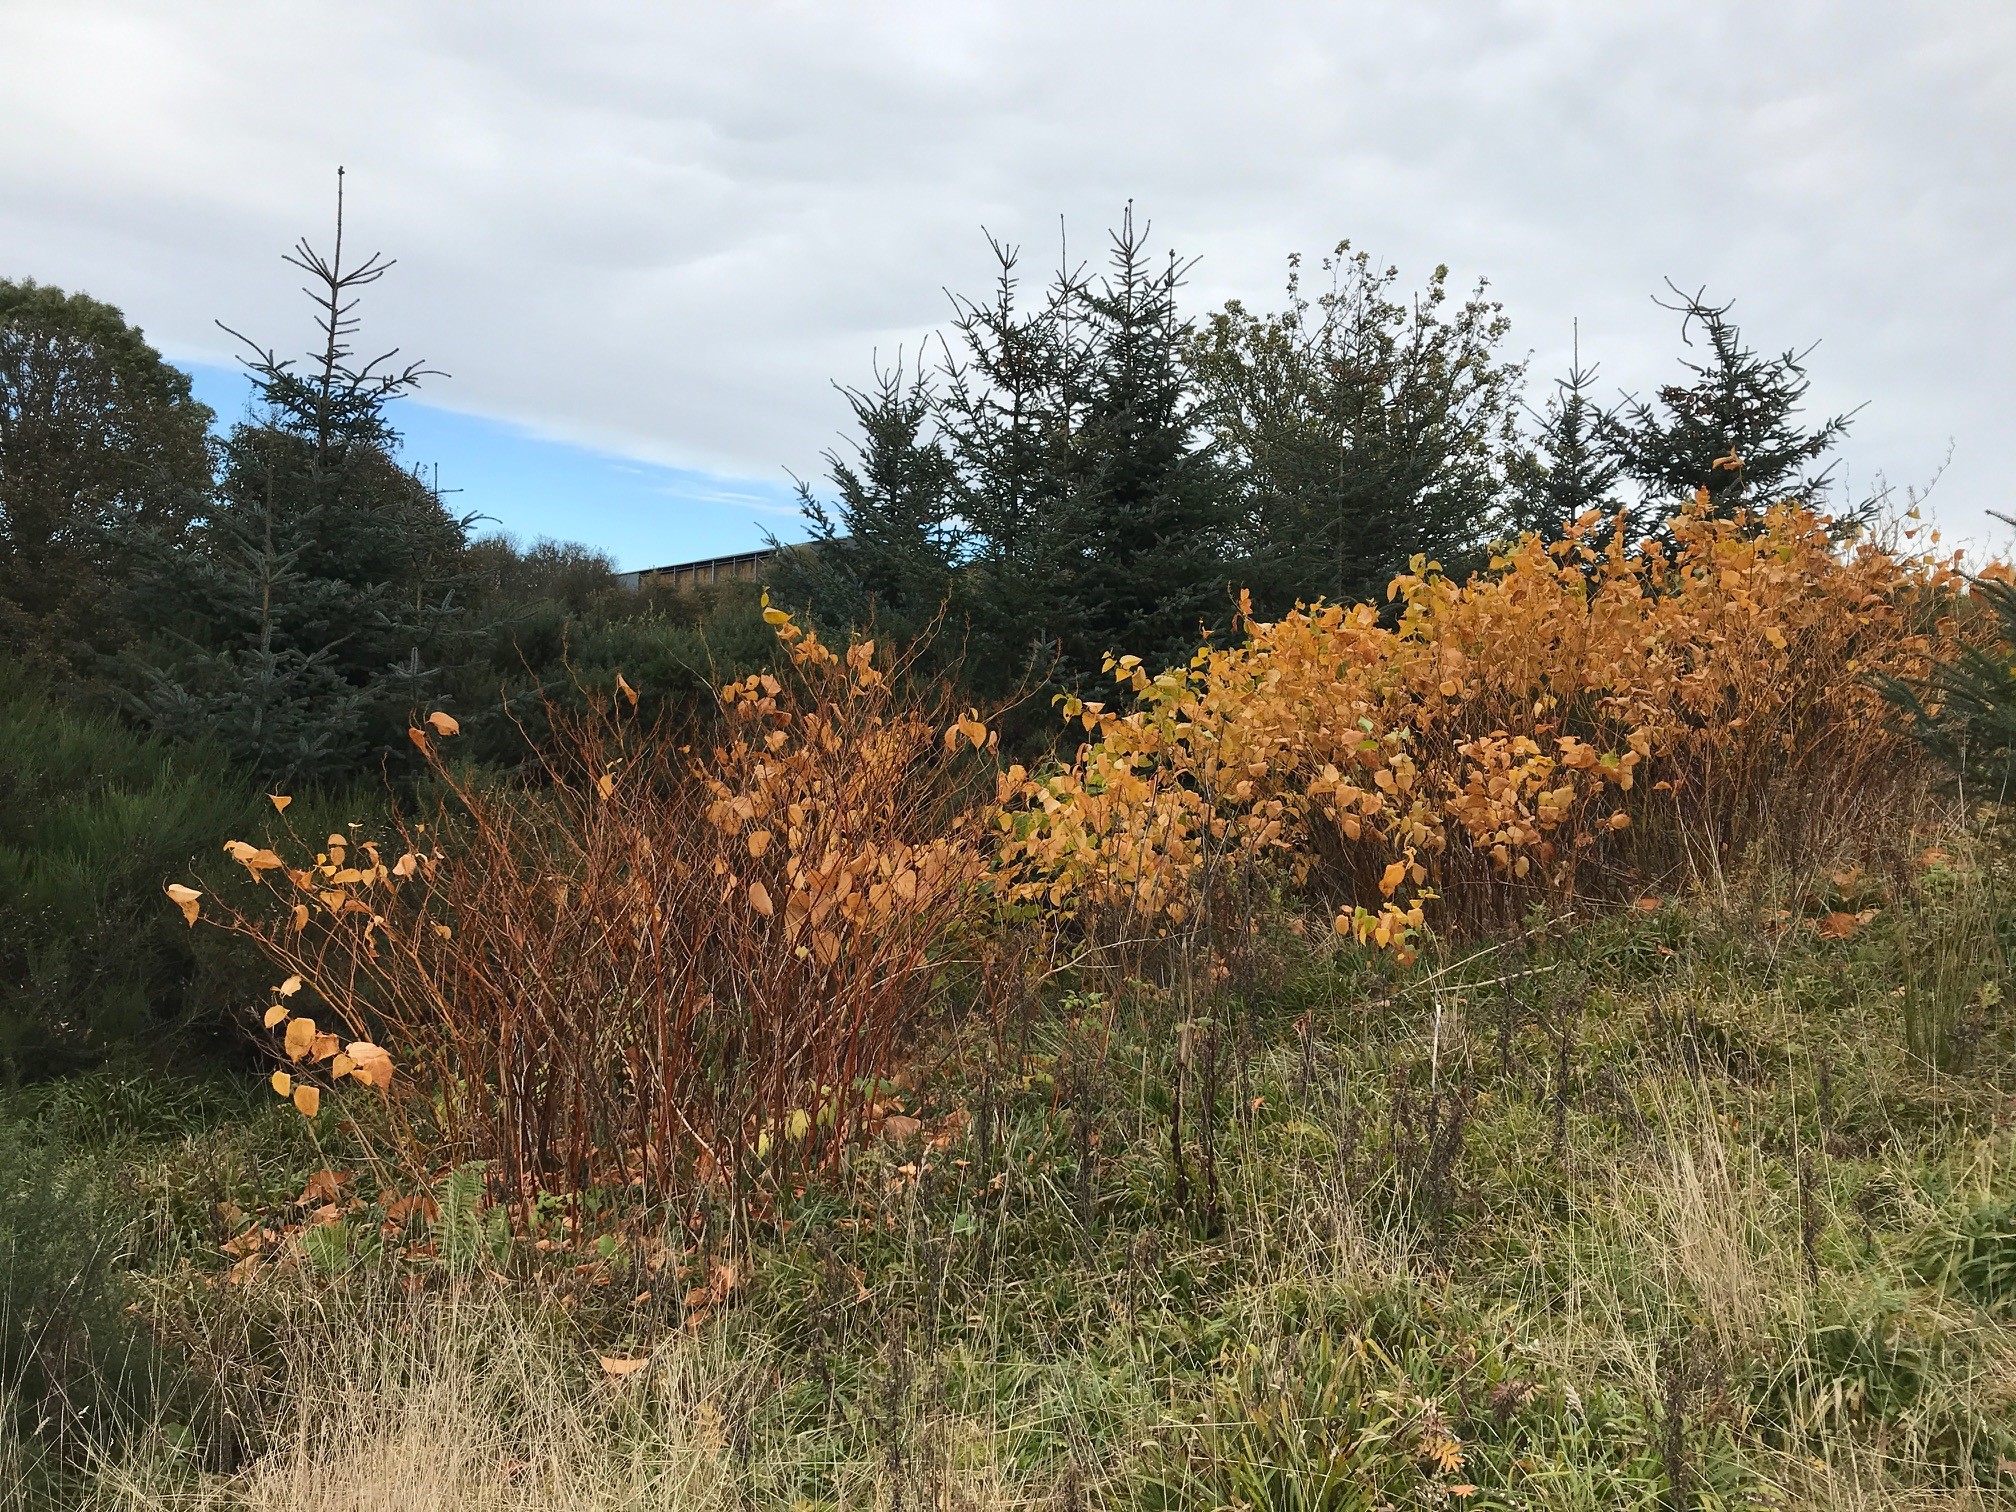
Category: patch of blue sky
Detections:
[{"x1": 179, "y1": 360, "x2": 806, "y2": 572}]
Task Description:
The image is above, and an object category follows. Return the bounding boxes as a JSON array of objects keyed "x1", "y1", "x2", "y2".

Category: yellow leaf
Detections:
[
  {"x1": 1607, "y1": 812, "x2": 1631, "y2": 831},
  {"x1": 291, "y1": 903, "x2": 310, "y2": 932},
  {"x1": 785, "y1": 1108, "x2": 811, "y2": 1141},
  {"x1": 408, "y1": 726, "x2": 429, "y2": 750},
  {"x1": 1378, "y1": 862, "x2": 1406, "y2": 898},
  {"x1": 426, "y1": 710, "x2": 460, "y2": 736},
  {"x1": 263, "y1": 1005, "x2": 290, "y2": 1029},
  {"x1": 310, "y1": 1032, "x2": 342, "y2": 1062},
  {"x1": 392, "y1": 852, "x2": 418, "y2": 878},
  {"x1": 615, "y1": 672, "x2": 638, "y2": 707},
  {"x1": 278, "y1": 974, "x2": 304, "y2": 997},
  {"x1": 269, "y1": 794, "x2": 292, "y2": 813},
  {"x1": 165, "y1": 883, "x2": 201, "y2": 926},
  {"x1": 284, "y1": 1016, "x2": 317, "y2": 1062},
  {"x1": 269, "y1": 1070, "x2": 292, "y2": 1098},
  {"x1": 596, "y1": 773, "x2": 615, "y2": 800},
  {"x1": 345, "y1": 1042, "x2": 394, "y2": 1090},
  {"x1": 762, "y1": 607, "x2": 791, "y2": 625},
  {"x1": 747, "y1": 829, "x2": 773, "y2": 858},
  {"x1": 599, "y1": 1356, "x2": 649, "y2": 1377},
  {"x1": 331, "y1": 1053, "x2": 356, "y2": 1079},
  {"x1": 292, "y1": 1084, "x2": 321, "y2": 1118},
  {"x1": 748, "y1": 881, "x2": 775, "y2": 916}
]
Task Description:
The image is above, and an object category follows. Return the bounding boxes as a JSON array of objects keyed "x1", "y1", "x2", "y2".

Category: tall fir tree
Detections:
[
  {"x1": 1188, "y1": 245, "x2": 1523, "y2": 615},
  {"x1": 787, "y1": 210, "x2": 1236, "y2": 699},
  {"x1": 1606, "y1": 285, "x2": 1858, "y2": 535},
  {"x1": 1043, "y1": 209, "x2": 1233, "y2": 680},
  {"x1": 1503, "y1": 324, "x2": 1621, "y2": 541},
  {"x1": 130, "y1": 173, "x2": 472, "y2": 784},
  {"x1": 765, "y1": 359, "x2": 962, "y2": 651}
]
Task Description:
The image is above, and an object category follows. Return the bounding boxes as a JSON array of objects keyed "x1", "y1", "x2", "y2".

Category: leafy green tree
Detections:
[
  {"x1": 1503, "y1": 325, "x2": 1622, "y2": 542},
  {"x1": 1606, "y1": 285, "x2": 1858, "y2": 534},
  {"x1": 129, "y1": 178, "x2": 472, "y2": 784},
  {"x1": 1188, "y1": 245, "x2": 1523, "y2": 614},
  {"x1": 0, "y1": 280, "x2": 214, "y2": 673}
]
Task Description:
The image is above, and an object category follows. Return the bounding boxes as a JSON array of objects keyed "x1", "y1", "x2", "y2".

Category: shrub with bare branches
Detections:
[{"x1": 197, "y1": 614, "x2": 1001, "y2": 1218}]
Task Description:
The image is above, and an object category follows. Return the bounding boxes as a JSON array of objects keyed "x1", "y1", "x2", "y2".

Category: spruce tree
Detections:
[
  {"x1": 1188, "y1": 245, "x2": 1523, "y2": 614},
  {"x1": 789, "y1": 210, "x2": 1236, "y2": 698},
  {"x1": 1503, "y1": 324, "x2": 1621, "y2": 541},
  {"x1": 1606, "y1": 285, "x2": 1858, "y2": 534},
  {"x1": 1044, "y1": 210, "x2": 1232, "y2": 680},
  {"x1": 765, "y1": 359, "x2": 962, "y2": 651},
  {"x1": 131, "y1": 174, "x2": 471, "y2": 783}
]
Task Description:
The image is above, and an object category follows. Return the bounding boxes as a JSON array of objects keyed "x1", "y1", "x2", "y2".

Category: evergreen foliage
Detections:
[
  {"x1": 1606, "y1": 284, "x2": 1858, "y2": 534},
  {"x1": 1503, "y1": 324, "x2": 1621, "y2": 541},
  {"x1": 779, "y1": 210, "x2": 1234, "y2": 695},
  {"x1": 1188, "y1": 244, "x2": 1523, "y2": 614},
  {"x1": 127, "y1": 178, "x2": 473, "y2": 785}
]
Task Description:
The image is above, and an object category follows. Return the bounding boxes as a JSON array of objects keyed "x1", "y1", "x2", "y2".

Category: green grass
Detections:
[{"x1": 5, "y1": 848, "x2": 2015, "y2": 1510}]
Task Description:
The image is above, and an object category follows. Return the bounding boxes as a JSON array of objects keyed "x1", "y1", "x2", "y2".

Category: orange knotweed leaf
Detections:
[
  {"x1": 344, "y1": 1042, "x2": 394, "y2": 1090},
  {"x1": 269, "y1": 794, "x2": 292, "y2": 813},
  {"x1": 263, "y1": 1005, "x2": 290, "y2": 1029},
  {"x1": 596, "y1": 773, "x2": 615, "y2": 800},
  {"x1": 284, "y1": 1016, "x2": 318, "y2": 1062},
  {"x1": 599, "y1": 1356, "x2": 649, "y2": 1377},
  {"x1": 408, "y1": 726, "x2": 429, "y2": 751},
  {"x1": 165, "y1": 883, "x2": 201, "y2": 926},
  {"x1": 310, "y1": 1032, "x2": 342, "y2": 1062},
  {"x1": 615, "y1": 672, "x2": 639, "y2": 707},
  {"x1": 277, "y1": 974, "x2": 304, "y2": 997},
  {"x1": 292, "y1": 1084, "x2": 321, "y2": 1118},
  {"x1": 426, "y1": 710, "x2": 460, "y2": 736},
  {"x1": 748, "y1": 881, "x2": 775, "y2": 917},
  {"x1": 269, "y1": 1070, "x2": 292, "y2": 1098},
  {"x1": 291, "y1": 903, "x2": 310, "y2": 931}
]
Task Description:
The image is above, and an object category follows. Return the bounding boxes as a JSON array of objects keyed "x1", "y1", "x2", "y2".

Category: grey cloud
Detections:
[{"x1": 1, "y1": 0, "x2": 2009, "y2": 537}]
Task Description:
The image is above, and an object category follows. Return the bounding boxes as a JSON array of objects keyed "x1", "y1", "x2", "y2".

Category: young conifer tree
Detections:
[
  {"x1": 1503, "y1": 324, "x2": 1621, "y2": 542},
  {"x1": 1606, "y1": 284, "x2": 1859, "y2": 537},
  {"x1": 766, "y1": 358, "x2": 962, "y2": 654},
  {"x1": 1188, "y1": 244, "x2": 1524, "y2": 617},
  {"x1": 131, "y1": 172, "x2": 472, "y2": 783}
]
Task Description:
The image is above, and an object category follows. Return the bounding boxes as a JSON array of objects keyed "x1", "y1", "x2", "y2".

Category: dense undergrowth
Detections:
[{"x1": 6, "y1": 501, "x2": 2014, "y2": 1508}]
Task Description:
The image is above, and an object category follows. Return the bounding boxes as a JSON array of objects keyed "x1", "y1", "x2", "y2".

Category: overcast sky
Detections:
[{"x1": 4, "y1": 1, "x2": 2011, "y2": 568}]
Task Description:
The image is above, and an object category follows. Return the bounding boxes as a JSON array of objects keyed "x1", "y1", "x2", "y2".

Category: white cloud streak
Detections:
[{"x1": 2, "y1": 1, "x2": 2010, "y2": 536}]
